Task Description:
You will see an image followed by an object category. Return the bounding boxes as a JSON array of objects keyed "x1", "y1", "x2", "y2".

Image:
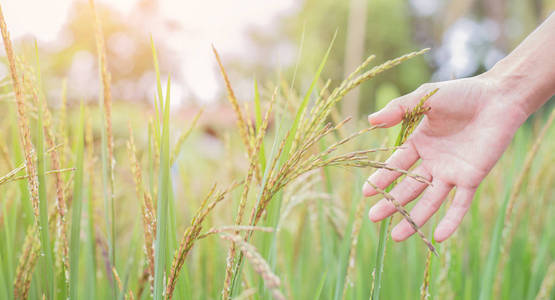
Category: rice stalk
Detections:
[
  {"x1": 22, "y1": 49, "x2": 71, "y2": 285},
  {"x1": 58, "y1": 79, "x2": 68, "y2": 167},
  {"x1": 212, "y1": 46, "x2": 253, "y2": 159},
  {"x1": 166, "y1": 183, "x2": 236, "y2": 299},
  {"x1": 197, "y1": 226, "x2": 273, "y2": 240},
  {"x1": 222, "y1": 88, "x2": 276, "y2": 299},
  {"x1": 365, "y1": 182, "x2": 436, "y2": 254},
  {"x1": 127, "y1": 123, "x2": 156, "y2": 293},
  {"x1": 435, "y1": 241, "x2": 453, "y2": 300},
  {"x1": 233, "y1": 288, "x2": 257, "y2": 300},
  {"x1": 221, "y1": 47, "x2": 429, "y2": 298},
  {"x1": 32, "y1": 53, "x2": 56, "y2": 299},
  {"x1": 220, "y1": 234, "x2": 286, "y2": 300},
  {"x1": 253, "y1": 79, "x2": 267, "y2": 174},
  {"x1": 152, "y1": 63, "x2": 171, "y2": 300},
  {"x1": 303, "y1": 49, "x2": 430, "y2": 145},
  {"x1": 7, "y1": 168, "x2": 74, "y2": 183},
  {"x1": 136, "y1": 268, "x2": 150, "y2": 300},
  {"x1": 113, "y1": 267, "x2": 123, "y2": 292},
  {"x1": 13, "y1": 226, "x2": 40, "y2": 300},
  {"x1": 0, "y1": 135, "x2": 13, "y2": 170},
  {"x1": 68, "y1": 104, "x2": 85, "y2": 300},
  {"x1": 11, "y1": 160, "x2": 71, "y2": 292},
  {"x1": 535, "y1": 262, "x2": 555, "y2": 300},
  {"x1": 0, "y1": 144, "x2": 63, "y2": 187},
  {"x1": 89, "y1": 0, "x2": 117, "y2": 271},
  {"x1": 420, "y1": 251, "x2": 432, "y2": 300},
  {"x1": 0, "y1": 1, "x2": 40, "y2": 223},
  {"x1": 490, "y1": 107, "x2": 555, "y2": 299},
  {"x1": 0, "y1": 163, "x2": 26, "y2": 186},
  {"x1": 243, "y1": 99, "x2": 256, "y2": 158},
  {"x1": 148, "y1": 118, "x2": 160, "y2": 201},
  {"x1": 371, "y1": 88, "x2": 436, "y2": 300}
]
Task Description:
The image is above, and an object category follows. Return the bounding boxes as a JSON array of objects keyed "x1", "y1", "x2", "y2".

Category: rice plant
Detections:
[{"x1": 0, "y1": 2, "x2": 553, "y2": 300}]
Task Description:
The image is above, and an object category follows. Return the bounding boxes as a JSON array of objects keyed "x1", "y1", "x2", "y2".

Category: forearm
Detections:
[{"x1": 483, "y1": 12, "x2": 555, "y2": 116}]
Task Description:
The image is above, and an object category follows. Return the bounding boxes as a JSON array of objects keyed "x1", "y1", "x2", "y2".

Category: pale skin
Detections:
[{"x1": 362, "y1": 12, "x2": 555, "y2": 243}]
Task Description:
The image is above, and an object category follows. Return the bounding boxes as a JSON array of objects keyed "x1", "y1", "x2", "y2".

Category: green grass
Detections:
[
  {"x1": 35, "y1": 45, "x2": 55, "y2": 300},
  {"x1": 152, "y1": 40, "x2": 171, "y2": 300},
  {"x1": 69, "y1": 103, "x2": 85, "y2": 300}
]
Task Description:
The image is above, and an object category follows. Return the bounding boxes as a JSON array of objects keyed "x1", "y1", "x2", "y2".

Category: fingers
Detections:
[
  {"x1": 368, "y1": 164, "x2": 431, "y2": 222},
  {"x1": 433, "y1": 187, "x2": 475, "y2": 242},
  {"x1": 391, "y1": 180, "x2": 452, "y2": 242},
  {"x1": 362, "y1": 141, "x2": 419, "y2": 197},
  {"x1": 367, "y1": 87, "x2": 428, "y2": 128}
]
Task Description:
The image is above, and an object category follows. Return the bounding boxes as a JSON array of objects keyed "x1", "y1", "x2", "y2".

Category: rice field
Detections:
[{"x1": 0, "y1": 1, "x2": 554, "y2": 300}]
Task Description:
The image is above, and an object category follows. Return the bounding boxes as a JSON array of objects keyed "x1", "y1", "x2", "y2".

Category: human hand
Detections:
[{"x1": 362, "y1": 74, "x2": 529, "y2": 243}]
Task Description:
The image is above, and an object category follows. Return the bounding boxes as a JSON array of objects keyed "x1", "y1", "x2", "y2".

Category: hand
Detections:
[{"x1": 362, "y1": 75, "x2": 529, "y2": 242}]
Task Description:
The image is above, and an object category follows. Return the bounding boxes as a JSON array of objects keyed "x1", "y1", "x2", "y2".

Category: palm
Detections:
[{"x1": 363, "y1": 77, "x2": 527, "y2": 242}]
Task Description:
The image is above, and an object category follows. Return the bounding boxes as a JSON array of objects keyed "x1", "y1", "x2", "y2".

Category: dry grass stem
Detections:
[
  {"x1": 9, "y1": 167, "x2": 75, "y2": 182},
  {"x1": 0, "y1": 144, "x2": 68, "y2": 186},
  {"x1": 222, "y1": 89, "x2": 277, "y2": 299},
  {"x1": 420, "y1": 251, "x2": 432, "y2": 300},
  {"x1": 535, "y1": 262, "x2": 555, "y2": 300},
  {"x1": 0, "y1": 142, "x2": 13, "y2": 170},
  {"x1": 127, "y1": 123, "x2": 157, "y2": 291},
  {"x1": 13, "y1": 226, "x2": 40, "y2": 300},
  {"x1": 166, "y1": 183, "x2": 236, "y2": 299},
  {"x1": 112, "y1": 266, "x2": 123, "y2": 292},
  {"x1": 401, "y1": 88, "x2": 437, "y2": 143},
  {"x1": 221, "y1": 234, "x2": 286, "y2": 300},
  {"x1": 0, "y1": 2, "x2": 40, "y2": 221},
  {"x1": 366, "y1": 181, "x2": 437, "y2": 255},
  {"x1": 212, "y1": 45, "x2": 252, "y2": 158},
  {"x1": 198, "y1": 226, "x2": 273, "y2": 240},
  {"x1": 494, "y1": 107, "x2": 555, "y2": 295}
]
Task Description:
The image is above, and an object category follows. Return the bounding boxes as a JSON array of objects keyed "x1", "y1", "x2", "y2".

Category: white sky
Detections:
[{"x1": 2, "y1": 0, "x2": 298, "y2": 104}]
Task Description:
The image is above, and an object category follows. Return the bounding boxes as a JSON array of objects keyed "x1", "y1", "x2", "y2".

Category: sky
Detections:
[{"x1": 2, "y1": 0, "x2": 298, "y2": 104}]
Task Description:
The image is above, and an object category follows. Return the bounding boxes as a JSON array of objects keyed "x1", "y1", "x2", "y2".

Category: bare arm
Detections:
[
  {"x1": 486, "y1": 11, "x2": 555, "y2": 116},
  {"x1": 362, "y1": 13, "x2": 555, "y2": 243}
]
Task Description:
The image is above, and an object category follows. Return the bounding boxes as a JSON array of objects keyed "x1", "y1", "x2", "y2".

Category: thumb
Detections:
[
  {"x1": 367, "y1": 101, "x2": 404, "y2": 128},
  {"x1": 368, "y1": 87, "x2": 428, "y2": 128}
]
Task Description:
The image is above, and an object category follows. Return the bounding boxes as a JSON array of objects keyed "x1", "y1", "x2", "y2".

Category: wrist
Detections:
[{"x1": 480, "y1": 58, "x2": 551, "y2": 118}]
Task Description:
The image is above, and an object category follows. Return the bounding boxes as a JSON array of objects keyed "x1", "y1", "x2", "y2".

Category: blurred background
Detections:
[{"x1": 2, "y1": 0, "x2": 554, "y2": 122}]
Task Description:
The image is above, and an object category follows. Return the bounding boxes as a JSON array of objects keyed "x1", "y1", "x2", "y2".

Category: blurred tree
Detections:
[
  {"x1": 16, "y1": 0, "x2": 180, "y2": 106},
  {"x1": 243, "y1": 0, "x2": 554, "y2": 118},
  {"x1": 277, "y1": 0, "x2": 431, "y2": 118}
]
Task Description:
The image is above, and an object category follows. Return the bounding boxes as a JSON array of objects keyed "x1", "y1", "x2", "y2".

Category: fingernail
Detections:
[
  {"x1": 362, "y1": 182, "x2": 373, "y2": 196},
  {"x1": 368, "y1": 205, "x2": 377, "y2": 219},
  {"x1": 391, "y1": 226, "x2": 402, "y2": 241},
  {"x1": 368, "y1": 112, "x2": 378, "y2": 122},
  {"x1": 368, "y1": 204, "x2": 383, "y2": 222}
]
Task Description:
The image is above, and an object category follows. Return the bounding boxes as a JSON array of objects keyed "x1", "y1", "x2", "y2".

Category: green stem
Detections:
[{"x1": 69, "y1": 104, "x2": 85, "y2": 300}]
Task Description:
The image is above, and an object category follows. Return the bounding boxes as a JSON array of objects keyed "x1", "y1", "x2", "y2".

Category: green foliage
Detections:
[
  {"x1": 152, "y1": 40, "x2": 171, "y2": 300},
  {"x1": 69, "y1": 103, "x2": 85, "y2": 300}
]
